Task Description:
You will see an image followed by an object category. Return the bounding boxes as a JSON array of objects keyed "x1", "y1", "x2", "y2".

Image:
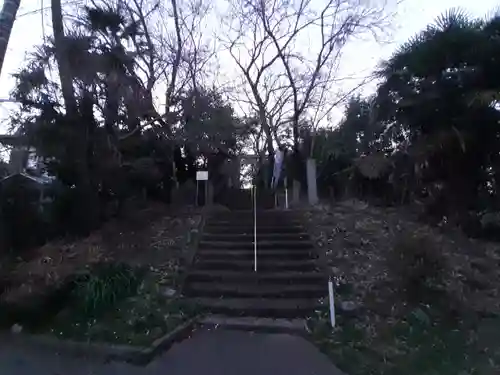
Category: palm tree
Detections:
[
  {"x1": 374, "y1": 9, "x2": 500, "y2": 216},
  {"x1": 51, "y1": 0, "x2": 101, "y2": 233},
  {"x1": 0, "y1": 0, "x2": 21, "y2": 77}
]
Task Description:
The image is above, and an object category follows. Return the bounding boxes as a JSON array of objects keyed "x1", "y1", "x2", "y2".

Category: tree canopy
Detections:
[
  {"x1": 4, "y1": 2, "x2": 500, "y2": 250},
  {"x1": 2, "y1": 1, "x2": 243, "y2": 243},
  {"x1": 311, "y1": 9, "x2": 500, "y2": 224}
]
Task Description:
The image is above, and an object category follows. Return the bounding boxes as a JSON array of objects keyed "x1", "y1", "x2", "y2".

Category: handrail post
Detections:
[
  {"x1": 284, "y1": 176, "x2": 289, "y2": 210},
  {"x1": 253, "y1": 184, "x2": 257, "y2": 272},
  {"x1": 328, "y1": 276, "x2": 336, "y2": 328}
]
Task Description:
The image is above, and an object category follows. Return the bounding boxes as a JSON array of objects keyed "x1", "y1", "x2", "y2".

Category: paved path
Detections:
[{"x1": 0, "y1": 329, "x2": 344, "y2": 375}]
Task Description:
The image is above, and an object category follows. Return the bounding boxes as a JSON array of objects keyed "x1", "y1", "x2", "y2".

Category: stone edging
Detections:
[
  {"x1": 5, "y1": 315, "x2": 202, "y2": 365},
  {"x1": 199, "y1": 315, "x2": 310, "y2": 337}
]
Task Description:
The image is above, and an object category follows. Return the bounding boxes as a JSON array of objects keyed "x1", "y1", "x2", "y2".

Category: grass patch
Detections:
[
  {"x1": 308, "y1": 307, "x2": 500, "y2": 375},
  {"x1": 72, "y1": 262, "x2": 143, "y2": 317},
  {"x1": 45, "y1": 268, "x2": 201, "y2": 346},
  {"x1": 307, "y1": 309, "x2": 376, "y2": 375},
  {"x1": 388, "y1": 234, "x2": 446, "y2": 301},
  {"x1": 1, "y1": 207, "x2": 202, "y2": 346}
]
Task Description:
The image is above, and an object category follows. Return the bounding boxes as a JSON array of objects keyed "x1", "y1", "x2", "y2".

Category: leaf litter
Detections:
[{"x1": 303, "y1": 199, "x2": 500, "y2": 375}]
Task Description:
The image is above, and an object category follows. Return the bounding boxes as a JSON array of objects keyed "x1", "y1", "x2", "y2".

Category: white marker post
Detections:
[
  {"x1": 284, "y1": 177, "x2": 289, "y2": 210},
  {"x1": 328, "y1": 276, "x2": 336, "y2": 328},
  {"x1": 196, "y1": 171, "x2": 208, "y2": 206},
  {"x1": 253, "y1": 184, "x2": 257, "y2": 272}
]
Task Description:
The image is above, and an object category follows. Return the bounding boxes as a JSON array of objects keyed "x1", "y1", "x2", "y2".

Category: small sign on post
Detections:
[
  {"x1": 196, "y1": 171, "x2": 208, "y2": 181},
  {"x1": 196, "y1": 171, "x2": 209, "y2": 206}
]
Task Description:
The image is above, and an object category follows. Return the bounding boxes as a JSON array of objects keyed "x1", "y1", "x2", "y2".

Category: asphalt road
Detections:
[{"x1": 0, "y1": 329, "x2": 344, "y2": 375}]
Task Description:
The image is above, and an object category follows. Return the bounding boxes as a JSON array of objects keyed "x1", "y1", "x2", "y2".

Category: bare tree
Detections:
[
  {"x1": 308, "y1": 74, "x2": 375, "y2": 156},
  {"x1": 220, "y1": 0, "x2": 391, "y2": 161},
  {"x1": 65, "y1": 0, "x2": 210, "y2": 144},
  {"x1": 232, "y1": 70, "x2": 293, "y2": 148},
  {"x1": 219, "y1": 0, "x2": 293, "y2": 158},
  {"x1": 178, "y1": 0, "x2": 217, "y2": 92},
  {"x1": 260, "y1": 0, "x2": 388, "y2": 148},
  {"x1": 113, "y1": 0, "x2": 216, "y2": 139}
]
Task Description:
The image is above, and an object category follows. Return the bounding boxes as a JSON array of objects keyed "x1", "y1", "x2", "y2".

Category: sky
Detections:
[{"x1": 0, "y1": 0, "x2": 499, "y2": 134}]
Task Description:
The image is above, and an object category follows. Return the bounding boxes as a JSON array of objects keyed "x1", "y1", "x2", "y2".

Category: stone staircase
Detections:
[{"x1": 183, "y1": 210, "x2": 327, "y2": 329}]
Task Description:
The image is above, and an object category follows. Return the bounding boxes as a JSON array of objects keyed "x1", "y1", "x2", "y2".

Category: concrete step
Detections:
[
  {"x1": 210, "y1": 210, "x2": 301, "y2": 220},
  {"x1": 190, "y1": 297, "x2": 324, "y2": 317},
  {"x1": 186, "y1": 270, "x2": 326, "y2": 284},
  {"x1": 185, "y1": 283, "x2": 327, "y2": 298},
  {"x1": 198, "y1": 240, "x2": 314, "y2": 250},
  {"x1": 194, "y1": 249, "x2": 315, "y2": 260},
  {"x1": 203, "y1": 225, "x2": 306, "y2": 234},
  {"x1": 201, "y1": 233, "x2": 310, "y2": 242},
  {"x1": 200, "y1": 315, "x2": 307, "y2": 334},
  {"x1": 192, "y1": 258, "x2": 320, "y2": 272},
  {"x1": 208, "y1": 219, "x2": 303, "y2": 226},
  {"x1": 210, "y1": 209, "x2": 295, "y2": 214}
]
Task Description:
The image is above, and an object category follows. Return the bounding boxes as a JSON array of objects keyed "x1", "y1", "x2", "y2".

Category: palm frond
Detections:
[
  {"x1": 379, "y1": 10, "x2": 486, "y2": 83},
  {"x1": 482, "y1": 12, "x2": 500, "y2": 37},
  {"x1": 84, "y1": 5, "x2": 125, "y2": 34},
  {"x1": 433, "y1": 8, "x2": 473, "y2": 31}
]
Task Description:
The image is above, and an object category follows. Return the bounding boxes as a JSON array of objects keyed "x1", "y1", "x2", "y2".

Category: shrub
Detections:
[
  {"x1": 388, "y1": 233, "x2": 446, "y2": 303},
  {"x1": 73, "y1": 262, "x2": 143, "y2": 317},
  {"x1": 0, "y1": 176, "x2": 51, "y2": 254}
]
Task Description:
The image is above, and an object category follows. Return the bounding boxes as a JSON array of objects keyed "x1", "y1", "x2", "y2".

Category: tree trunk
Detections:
[
  {"x1": 0, "y1": 0, "x2": 21, "y2": 77},
  {"x1": 292, "y1": 115, "x2": 300, "y2": 152},
  {"x1": 252, "y1": 105, "x2": 273, "y2": 188},
  {"x1": 51, "y1": 0, "x2": 98, "y2": 233},
  {"x1": 290, "y1": 115, "x2": 303, "y2": 182},
  {"x1": 51, "y1": 0, "x2": 77, "y2": 114}
]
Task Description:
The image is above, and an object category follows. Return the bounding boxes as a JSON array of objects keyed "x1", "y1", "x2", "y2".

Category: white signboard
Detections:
[{"x1": 196, "y1": 171, "x2": 208, "y2": 181}]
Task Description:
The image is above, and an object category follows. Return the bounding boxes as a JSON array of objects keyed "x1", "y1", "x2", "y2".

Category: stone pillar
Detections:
[
  {"x1": 207, "y1": 181, "x2": 214, "y2": 205},
  {"x1": 292, "y1": 180, "x2": 301, "y2": 205},
  {"x1": 8, "y1": 147, "x2": 29, "y2": 174},
  {"x1": 306, "y1": 158, "x2": 319, "y2": 205}
]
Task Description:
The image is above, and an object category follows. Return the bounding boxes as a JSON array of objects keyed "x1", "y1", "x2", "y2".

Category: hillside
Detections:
[{"x1": 305, "y1": 200, "x2": 500, "y2": 375}]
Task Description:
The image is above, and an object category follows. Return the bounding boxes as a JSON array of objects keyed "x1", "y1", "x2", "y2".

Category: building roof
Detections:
[{"x1": 0, "y1": 172, "x2": 54, "y2": 185}]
